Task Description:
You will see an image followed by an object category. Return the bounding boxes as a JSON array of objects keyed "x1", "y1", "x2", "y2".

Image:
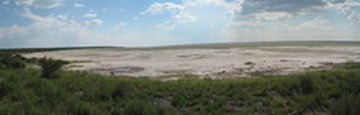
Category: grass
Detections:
[{"x1": 0, "y1": 62, "x2": 359, "y2": 114}]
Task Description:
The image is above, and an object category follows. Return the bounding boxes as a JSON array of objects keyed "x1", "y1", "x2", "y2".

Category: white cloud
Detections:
[
  {"x1": 325, "y1": 0, "x2": 360, "y2": 24},
  {"x1": 15, "y1": 0, "x2": 62, "y2": 9},
  {"x1": 90, "y1": 19, "x2": 103, "y2": 25},
  {"x1": 74, "y1": 3, "x2": 85, "y2": 8},
  {"x1": 83, "y1": 13, "x2": 97, "y2": 18},
  {"x1": 347, "y1": 11, "x2": 360, "y2": 24},
  {"x1": 144, "y1": 1, "x2": 236, "y2": 30},
  {"x1": 0, "y1": 7, "x2": 192, "y2": 48},
  {"x1": 142, "y1": 2, "x2": 184, "y2": 15},
  {"x1": 290, "y1": 17, "x2": 332, "y2": 32},
  {"x1": 173, "y1": 12, "x2": 197, "y2": 24},
  {"x1": 84, "y1": 19, "x2": 103, "y2": 26},
  {"x1": 140, "y1": 0, "x2": 360, "y2": 43},
  {"x1": 0, "y1": 9, "x2": 108, "y2": 48},
  {"x1": 184, "y1": 0, "x2": 240, "y2": 9}
]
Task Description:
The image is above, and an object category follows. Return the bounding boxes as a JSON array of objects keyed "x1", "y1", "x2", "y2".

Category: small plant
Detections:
[{"x1": 38, "y1": 57, "x2": 69, "y2": 79}]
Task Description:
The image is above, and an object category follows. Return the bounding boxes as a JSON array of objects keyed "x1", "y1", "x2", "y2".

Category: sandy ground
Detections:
[{"x1": 23, "y1": 42, "x2": 360, "y2": 78}]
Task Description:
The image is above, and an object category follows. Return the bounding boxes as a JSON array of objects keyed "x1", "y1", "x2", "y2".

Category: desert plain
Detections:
[{"x1": 23, "y1": 41, "x2": 360, "y2": 78}]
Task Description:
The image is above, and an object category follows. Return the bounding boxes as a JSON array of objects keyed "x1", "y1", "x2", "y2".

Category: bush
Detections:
[
  {"x1": 38, "y1": 57, "x2": 68, "y2": 79},
  {"x1": 0, "y1": 53, "x2": 26, "y2": 69}
]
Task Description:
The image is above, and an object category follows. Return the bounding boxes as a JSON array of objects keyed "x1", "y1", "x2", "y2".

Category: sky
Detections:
[{"x1": 0, "y1": 0, "x2": 360, "y2": 48}]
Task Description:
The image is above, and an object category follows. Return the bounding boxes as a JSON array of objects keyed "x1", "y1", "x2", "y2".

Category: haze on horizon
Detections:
[{"x1": 0, "y1": 0, "x2": 360, "y2": 48}]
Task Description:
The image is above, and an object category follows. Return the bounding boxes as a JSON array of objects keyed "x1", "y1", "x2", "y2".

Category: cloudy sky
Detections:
[{"x1": 0, "y1": 0, "x2": 359, "y2": 48}]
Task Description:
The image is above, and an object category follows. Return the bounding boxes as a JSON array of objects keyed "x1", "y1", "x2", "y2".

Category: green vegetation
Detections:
[
  {"x1": 0, "y1": 52, "x2": 68, "y2": 79},
  {"x1": 38, "y1": 57, "x2": 69, "y2": 79},
  {"x1": 0, "y1": 52, "x2": 360, "y2": 114},
  {"x1": 0, "y1": 53, "x2": 27, "y2": 69}
]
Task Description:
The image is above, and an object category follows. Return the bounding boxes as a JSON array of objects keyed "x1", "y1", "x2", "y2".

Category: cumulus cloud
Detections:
[
  {"x1": 142, "y1": 1, "x2": 199, "y2": 32},
  {"x1": 15, "y1": 0, "x2": 62, "y2": 9},
  {"x1": 141, "y1": 0, "x2": 360, "y2": 43},
  {"x1": 142, "y1": 2, "x2": 184, "y2": 15},
  {"x1": 143, "y1": 0, "x2": 237, "y2": 30},
  {"x1": 184, "y1": 0, "x2": 239, "y2": 9},
  {"x1": 89, "y1": 19, "x2": 103, "y2": 25},
  {"x1": 325, "y1": 0, "x2": 360, "y2": 24},
  {"x1": 83, "y1": 13, "x2": 97, "y2": 18}
]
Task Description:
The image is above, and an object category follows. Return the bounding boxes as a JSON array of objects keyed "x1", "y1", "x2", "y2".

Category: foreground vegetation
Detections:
[{"x1": 0, "y1": 53, "x2": 360, "y2": 114}]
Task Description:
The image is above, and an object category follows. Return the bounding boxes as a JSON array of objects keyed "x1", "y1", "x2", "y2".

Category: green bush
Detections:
[
  {"x1": 38, "y1": 57, "x2": 69, "y2": 79},
  {"x1": 0, "y1": 53, "x2": 26, "y2": 69}
]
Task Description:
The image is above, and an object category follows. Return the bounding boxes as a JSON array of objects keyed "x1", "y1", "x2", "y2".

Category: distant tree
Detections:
[{"x1": 38, "y1": 57, "x2": 69, "y2": 79}]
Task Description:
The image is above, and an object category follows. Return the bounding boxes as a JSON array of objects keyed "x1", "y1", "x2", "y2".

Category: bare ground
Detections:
[{"x1": 23, "y1": 42, "x2": 360, "y2": 78}]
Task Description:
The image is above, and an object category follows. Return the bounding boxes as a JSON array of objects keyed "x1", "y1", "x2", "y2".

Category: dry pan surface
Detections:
[{"x1": 24, "y1": 42, "x2": 360, "y2": 78}]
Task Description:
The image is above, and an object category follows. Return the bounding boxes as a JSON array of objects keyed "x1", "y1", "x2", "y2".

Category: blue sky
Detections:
[{"x1": 0, "y1": 0, "x2": 360, "y2": 48}]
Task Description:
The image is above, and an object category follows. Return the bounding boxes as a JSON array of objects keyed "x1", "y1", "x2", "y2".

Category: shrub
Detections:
[
  {"x1": 0, "y1": 53, "x2": 26, "y2": 69},
  {"x1": 38, "y1": 57, "x2": 69, "y2": 79}
]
